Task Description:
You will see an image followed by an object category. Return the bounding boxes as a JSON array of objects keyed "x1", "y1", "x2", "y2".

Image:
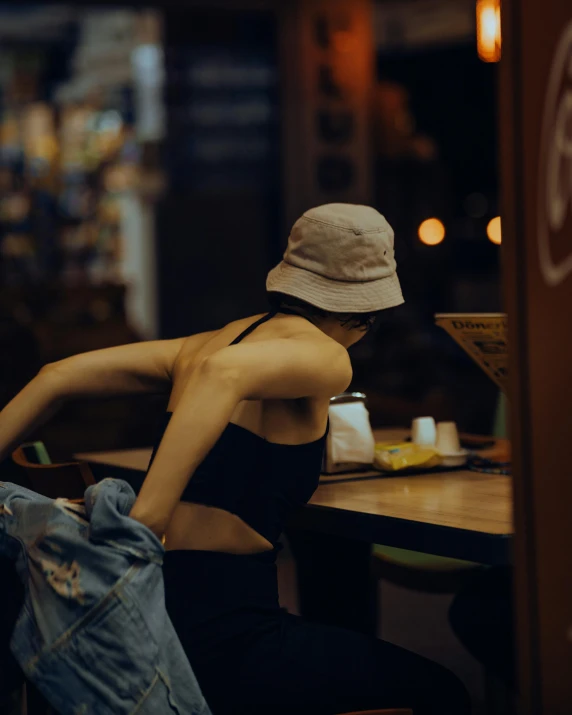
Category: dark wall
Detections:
[
  {"x1": 157, "y1": 8, "x2": 282, "y2": 337},
  {"x1": 365, "y1": 42, "x2": 502, "y2": 433},
  {"x1": 377, "y1": 42, "x2": 499, "y2": 212}
]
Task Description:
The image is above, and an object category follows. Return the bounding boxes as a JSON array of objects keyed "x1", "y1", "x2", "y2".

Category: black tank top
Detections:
[{"x1": 146, "y1": 310, "x2": 329, "y2": 546}]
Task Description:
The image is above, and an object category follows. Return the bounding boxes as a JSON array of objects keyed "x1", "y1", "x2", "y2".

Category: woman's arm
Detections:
[
  {"x1": 128, "y1": 336, "x2": 352, "y2": 536},
  {"x1": 0, "y1": 334, "x2": 211, "y2": 463},
  {"x1": 0, "y1": 371, "x2": 65, "y2": 463}
]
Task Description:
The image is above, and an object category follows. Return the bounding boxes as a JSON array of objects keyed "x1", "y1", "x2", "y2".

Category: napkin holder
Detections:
[{"x1": 321, "y1": 392, "x2": 376, "y2": 475}]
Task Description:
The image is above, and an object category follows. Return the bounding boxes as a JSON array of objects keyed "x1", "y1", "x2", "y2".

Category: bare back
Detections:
[{"x1": 163, "y1": 312, "x2": 332, "y2": 554}]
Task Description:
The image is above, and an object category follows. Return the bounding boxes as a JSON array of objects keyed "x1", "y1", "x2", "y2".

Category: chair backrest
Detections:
[
  {"x1": 11, "y1": 446, "x2": 96, "y2": 500},
  {"x1": 19, "y1": 441, "x2": 52, "y2": 465}
]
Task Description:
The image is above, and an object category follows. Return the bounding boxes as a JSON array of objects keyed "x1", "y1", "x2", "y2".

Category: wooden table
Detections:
[{"x1": 76, "y1": 429, "x2": 513, "y2": 566}]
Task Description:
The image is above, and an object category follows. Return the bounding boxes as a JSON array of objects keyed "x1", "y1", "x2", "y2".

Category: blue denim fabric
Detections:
[{"x1": 0, "y1": 478, "x2": 211, "y2": 715}]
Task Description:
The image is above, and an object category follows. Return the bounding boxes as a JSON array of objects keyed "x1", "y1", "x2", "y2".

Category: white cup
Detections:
[
  {"x1": 411, "y1": 417, "x2": 437, "y2": 447},
  {"x1": 435, "y1": 421, "x2": 461, "y2": 454}
]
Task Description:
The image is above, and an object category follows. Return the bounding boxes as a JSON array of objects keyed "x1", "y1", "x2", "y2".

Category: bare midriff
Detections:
[{"x1": 164, "y1": 502, "x2": 274, "y2": 554}]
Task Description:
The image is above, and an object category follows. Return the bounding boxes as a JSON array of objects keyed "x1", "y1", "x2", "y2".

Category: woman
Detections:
[{"x1": 0, "y1": 204, "x2": 470, "y2": 714}]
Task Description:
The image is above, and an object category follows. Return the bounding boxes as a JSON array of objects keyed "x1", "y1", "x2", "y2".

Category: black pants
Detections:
[
  {"x1": 163, "y1": 548, "x2": 470, "y2": 715},
  {"x1": 449, "y1": 566, "x2": 515, "y2": 689},
  {"x1": 0, "y1": 557, "x2": 25, "y2": 711},
  {"x1": 285, "y1": 529, "x2": 377, "y2": 636}
]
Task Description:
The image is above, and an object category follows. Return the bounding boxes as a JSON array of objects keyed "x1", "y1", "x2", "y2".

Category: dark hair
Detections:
[{"x1": 267, "y1": 292, "x2": 379, "y2": 332}]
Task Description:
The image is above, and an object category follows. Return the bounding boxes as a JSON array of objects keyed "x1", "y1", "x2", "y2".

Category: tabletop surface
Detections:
[{"x1": 76, "y1": 428, "x2": 513, "y2": 538}]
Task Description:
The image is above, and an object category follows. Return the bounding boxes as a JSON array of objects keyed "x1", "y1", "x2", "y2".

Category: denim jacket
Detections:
[{"x1": 0, "y1": 478, "x2": 211, "y2": 715}]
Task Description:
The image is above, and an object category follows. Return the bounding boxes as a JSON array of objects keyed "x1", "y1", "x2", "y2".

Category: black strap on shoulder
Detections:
[
  {"x1": 229, "y1": 308, "x2": 316, "y2": 347},
  {"x1": 229, "y1": 311, "x2": 278, "y2": 346}
]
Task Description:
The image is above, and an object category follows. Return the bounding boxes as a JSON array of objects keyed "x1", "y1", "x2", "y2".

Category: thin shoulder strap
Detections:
[{"x1": 229, "y1": 311, "x2": 278, "y2": 346}]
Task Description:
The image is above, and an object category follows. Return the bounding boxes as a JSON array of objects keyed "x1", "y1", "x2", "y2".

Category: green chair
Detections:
[
  {"x1": 371, "y1": 544, "x2": 479, "y2": 596},
  {"x1": 19, "y1": 441, "x2": 52, "y2": 465},
  {"x1": 493, "y1": 392, "x2": 508, "y2": 439}
]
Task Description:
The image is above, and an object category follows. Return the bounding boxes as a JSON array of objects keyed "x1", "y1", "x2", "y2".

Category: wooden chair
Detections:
[{"x1": 11, "y1": 443, "x2": 95, "y2": 500}]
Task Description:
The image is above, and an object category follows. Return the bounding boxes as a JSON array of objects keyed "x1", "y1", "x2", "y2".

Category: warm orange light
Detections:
[
  {"x1": 477, "y1": 0, "x2": 501, "y2": 63},
  {"x1": 331, "y1": 30, "x2": 354, "y2": 54},
  {"x1": 487, "y1": 216, "x2": 502, "y2": 244},
  {"x1": 418, "y1": 218, "x2": 445, "y2": 246}
]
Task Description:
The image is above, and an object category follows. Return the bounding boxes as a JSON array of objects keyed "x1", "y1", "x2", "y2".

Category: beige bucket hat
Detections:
[{"x1": 266, "y1": 203, "x2": 404, "y2": 313}]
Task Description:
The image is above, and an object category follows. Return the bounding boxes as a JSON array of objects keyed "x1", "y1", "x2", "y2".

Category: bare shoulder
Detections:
[
  {"x1": 180, "y1": 313, "x2": 346, "y2": 365},
  {"x1": 204, "y1": 318, "x2": 351, "y2": 400},
  {"x1": 173, "y1": 313, "x2": 351, "y2": 401},
  {"x1": 172, "y1": 315, "x2": 263, "y2": 372}
]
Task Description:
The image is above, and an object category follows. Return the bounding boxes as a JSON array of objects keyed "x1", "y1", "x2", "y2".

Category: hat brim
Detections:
[{"x1": 266, "y1": 261, "x2": 404, "y2": 313}]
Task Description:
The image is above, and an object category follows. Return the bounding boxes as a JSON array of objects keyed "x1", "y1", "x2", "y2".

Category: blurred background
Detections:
[{"x1": 0, "y1": 0, "x2": 503, "y2": 459}]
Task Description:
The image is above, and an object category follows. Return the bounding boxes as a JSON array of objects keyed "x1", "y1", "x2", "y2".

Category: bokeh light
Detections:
[
  {"x1": 487, "y1": 216, "x2": 502, "y2": 244},
  {"x1": 477, "y1": 0, "x2": 502, "y2": 63},
  {"x1": 418, "y1": 218, "x2": 445, "y2": 246}
]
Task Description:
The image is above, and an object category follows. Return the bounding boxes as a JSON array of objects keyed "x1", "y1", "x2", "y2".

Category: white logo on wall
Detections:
[{"x1": 538, "y1": 20, "x2": 572, "y2": 287}]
